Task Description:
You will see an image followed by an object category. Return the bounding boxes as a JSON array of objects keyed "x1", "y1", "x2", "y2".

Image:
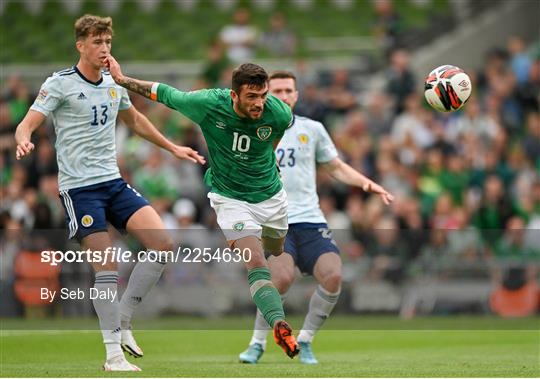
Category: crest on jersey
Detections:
[
  {"x1": 81, "y1": 215, "x2": 94, "y2": 227},
  {"x1": 233, "y1": 222, "x2": 245, "y2": 231},
  {"x1": 108, "y1": 88, "x2": 117, "y2": 100},
  {"x1": 298, "y1": 134, "x2": 309, "y2": 144},
  {"x1": 256, "y1": 126, "x2": 272, "y2": 140}
]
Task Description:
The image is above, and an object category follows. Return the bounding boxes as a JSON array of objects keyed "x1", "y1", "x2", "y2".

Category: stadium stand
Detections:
[{"x1": 1, "y1": 0, "x2": 539, "y2": 319}]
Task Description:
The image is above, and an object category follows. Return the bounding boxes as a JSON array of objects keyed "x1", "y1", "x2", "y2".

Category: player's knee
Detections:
[
  {"x1": 272, "y1": 270, "x2": 295, "y2": 294},
  {"x1": 152, "y1": 236, "x2": 174, "y2": 256},
  {"x1": 322, "y1": 271, "x2": 342, "y2": 293}
]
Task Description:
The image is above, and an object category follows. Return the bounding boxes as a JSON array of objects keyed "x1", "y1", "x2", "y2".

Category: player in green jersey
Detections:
[{"x1": 105, "y1": 55, "x2": 299, "y2": 359}]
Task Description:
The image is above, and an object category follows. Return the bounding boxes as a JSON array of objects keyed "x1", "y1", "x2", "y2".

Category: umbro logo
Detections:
[
  {"x1": 77, "y1": 92, "x2": 87, "y2": 100},
  {"x1": 215, "y1": 121, "x2": 226, "y2": 129}
]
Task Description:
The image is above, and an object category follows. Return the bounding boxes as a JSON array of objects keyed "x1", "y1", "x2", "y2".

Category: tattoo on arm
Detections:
[{"x1": 117, "y1": 76, "x2": 153, "y2": 99}]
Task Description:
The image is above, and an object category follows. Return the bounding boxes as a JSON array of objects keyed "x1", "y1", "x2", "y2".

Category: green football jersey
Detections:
[{"x1": 156, "y1": 84, "x2": 293, "y2": 203}]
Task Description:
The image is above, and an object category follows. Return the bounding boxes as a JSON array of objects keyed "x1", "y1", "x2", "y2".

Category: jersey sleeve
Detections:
[
  {"x1": 155, "y1": 84, "x2": 215, "y2": 125},
  {"x1": 118, "y1": 87, "x2": 132, "y2": 110},
  {"x1": 270, "y1": 96, "x2": 293, "y2": 138},
  {"x1": 315, "y1": 122, "x2": 338, "y2": 163},
  {"x1": 30, "y1": 75, "x2": 64, "y2": 117}
]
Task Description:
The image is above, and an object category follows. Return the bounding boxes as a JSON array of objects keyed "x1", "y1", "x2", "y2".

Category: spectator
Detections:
[
  {"x1": 385, "y1": 49, "x2": 416, "y2": 115},
  {"x1": 516, "y1": 57, "x2": 540, "y2": 114},
  {"x1": 365, "y1": 92, "x2": 393, "y2": 139},
  {"x1": 440, "y1": 153, "x2": 470, "y2": 206},
  {"x1": 133, "y1": 147, "x2": 181, "y2": 211},
  {"x1": 259, "y1": 12, "x2": 297, "y2": 57},
  {"x1": 418, "y1": 148, "x2": 445, "y2": 216},
  {"x1": 473, "y1": 175, "x2": 514, "y2": 247},
  {"x1": 219, "y1": 8, "x2": 258, "y2": 63},
  {"x1": 295, "y1": 83, "x2": 329, "y2": 124},
  {"x1": 319, "y1": 193, "x2": 350, "y2": 230},
  {"x1": 391, "y1": 93, "x2": 433, "y2": 150},
  {"x1": 372, "y1": 0, "x2": 403, "y2": 58},
  {"x1": 523, "y1": 112, "x2": 540, "y2": 169},
  {"x1": 410, "y1": 229, "x2": 452, "y2": 279},
  {"x1": 0, "y1": 76, "x2": 32, "y2": 154},
  {"x1": 508, "y1": 36, "x2": 532, "y2": 85},
  {"x1": 325, "y1": 69, "x2": 358, "y2": 117},
  {"x1": 445, "y1": 97, "x2": 501, "y2": 149},
  {"x1": 492, "y1": 217, "x2": 537, "y2": 286},
  {"x1": 366, "y1": 216, "x2": 409, "y2": 284},
  {"x1": 201, "y1": 39, "x2": 230, "y2": 88}
]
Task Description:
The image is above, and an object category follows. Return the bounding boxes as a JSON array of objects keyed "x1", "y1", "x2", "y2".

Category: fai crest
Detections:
[
  {"x1": 233, "y1": 222, "x2": 245, "y2": 231},
  {"x1": 256, "y1": 126, "x2": 272, "y2": 140}
]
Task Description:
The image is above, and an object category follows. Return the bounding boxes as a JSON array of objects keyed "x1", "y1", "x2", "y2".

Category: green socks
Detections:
[{"x1": 247, "y1": 267, "x2": 285, "y2": 327}]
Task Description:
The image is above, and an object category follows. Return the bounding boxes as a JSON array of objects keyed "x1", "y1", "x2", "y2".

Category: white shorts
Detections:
[{"x1": 208, "y1": 188, "x2": 288, "y2": 241}]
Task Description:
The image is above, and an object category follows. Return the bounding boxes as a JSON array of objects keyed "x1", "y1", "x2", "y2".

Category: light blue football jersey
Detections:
[
  {"x1": 30, "y1": 66, "x2": 132, "y2": 190},
  {"x1": 276, "y1": 115, "x2": 338, "y2": 224}
]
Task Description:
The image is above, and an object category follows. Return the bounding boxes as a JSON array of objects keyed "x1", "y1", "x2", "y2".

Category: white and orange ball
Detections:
[{"x1": 424, "y1": 65, "x2": 472, "y2": 112}]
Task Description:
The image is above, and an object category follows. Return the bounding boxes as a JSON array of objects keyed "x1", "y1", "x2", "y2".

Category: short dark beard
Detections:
[{"x1": 236, "y1": 100, "x2": 261, "y2": 120}]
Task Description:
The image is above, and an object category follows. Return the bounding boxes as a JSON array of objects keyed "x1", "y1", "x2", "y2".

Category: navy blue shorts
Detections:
[
  {"x1": 59, "y1": 178, "x2": 149, "y2": 240},
  {"x1": 283, "y1": 223, "x2": 340, "y2": 275}
]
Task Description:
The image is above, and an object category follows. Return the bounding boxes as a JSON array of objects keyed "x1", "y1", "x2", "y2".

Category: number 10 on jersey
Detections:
[{"x1": 232, "y1": 132, "x2": 250, "y2": 152}]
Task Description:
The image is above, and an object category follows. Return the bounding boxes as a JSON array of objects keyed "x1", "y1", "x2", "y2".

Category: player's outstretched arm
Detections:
[
  {"x1": 14, "y1": 110, "x2": 46, "y2": 160},
  {"x1": 104, "y1": 55, "x2": 154, "y2": 99},
  {"x1": 322, "y1": 157, "x2": 395, "y2": 205},
  {"x1": 105, "y1": 55, "x2": 208, "y2": 125},
  {"x1": 118, "y1": 107, "x2": 205, "y2": 165}
]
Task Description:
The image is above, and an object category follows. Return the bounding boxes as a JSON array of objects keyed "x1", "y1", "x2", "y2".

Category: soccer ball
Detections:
[{"x1": 424, "y1": 65, "x2": 472, "y2": 112}]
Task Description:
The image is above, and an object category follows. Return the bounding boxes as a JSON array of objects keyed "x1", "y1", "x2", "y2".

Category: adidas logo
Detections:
[{"x1": 77, "y1": 92, "x2": 87, "y2": 100}]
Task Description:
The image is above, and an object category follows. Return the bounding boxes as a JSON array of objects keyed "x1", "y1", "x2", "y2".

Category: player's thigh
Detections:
[
  {"x1": 295, "y1": 224, "x2": 340, "y2": 277},
  {"x1": 313, "y1": 252, "x2": 342, "y2": 291},
  {"x1": 81, "y1": 231, "x2": 117, "y2": 272},
  {"x1": 107, "y1": 179, "x2": 150, "y2": 231},
  {"x1": 59, "y1": 186, "x2": 108, "y2": 241},
  {"x1": 267, "y1": 253, "x2": 296, "y2": 294},
  {"x1": 125, "y1": 205, "x2": 173, "y2": 253},
  {"x1": 259, "y1": 189, "x2": 288, "y2": 255},
  {"x1": 208, "y1": 192, "x2": 262, "y2": 241}
]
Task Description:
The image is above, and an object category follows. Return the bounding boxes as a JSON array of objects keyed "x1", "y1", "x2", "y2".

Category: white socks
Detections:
[
  {"x1": 119, "y1": 251, "x2": 166, "y2": 329},
  {"x1": 250, "y1": 309, "x2": 271, "y2": 349},
  {"x1": 297, "y1": 285, "x2": 340, "y2": 343},
  {"x1": 93, "y1": 271, "x2": 122, "y2": 359}
]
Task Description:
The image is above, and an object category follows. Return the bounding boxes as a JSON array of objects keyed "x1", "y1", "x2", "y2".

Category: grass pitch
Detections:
[{"x1": 1, "y1": 316, "x2": 539, "y2": 377}]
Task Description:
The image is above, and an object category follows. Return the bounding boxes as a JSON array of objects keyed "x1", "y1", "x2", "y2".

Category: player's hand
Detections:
[
  {"x1": 170, "y1": 145, "x2": 206, "y2": 164},
  {"x1": 363, "y1": 181, "x2": 394, "y2": 205},
  {"x1": 15, "y1": 140, "x2": 35, "y2": 160},
  {"x1": 103, "y1": 55, "x2": 124, "y2": 83}
]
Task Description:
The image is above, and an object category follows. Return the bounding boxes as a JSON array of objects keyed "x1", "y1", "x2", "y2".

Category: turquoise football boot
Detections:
[{"x1": 239, "y1": 343, "x2": 264, "y2": 364}]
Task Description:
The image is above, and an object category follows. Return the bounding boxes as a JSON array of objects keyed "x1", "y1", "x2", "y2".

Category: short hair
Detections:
[
  {"x1": 74, "y1": 14, "x2": 114, "y2": 40},
  {"x1": 231, "y1": 63, "x2": 268, "y2": 94},
  {"x1": 269, "y1": 70, "x2": 297, "y2": 83}
]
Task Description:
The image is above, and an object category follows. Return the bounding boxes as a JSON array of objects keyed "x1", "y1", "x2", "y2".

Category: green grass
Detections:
[{"x1": 1, "y1": 316, "x2": 539, "y2": 377}]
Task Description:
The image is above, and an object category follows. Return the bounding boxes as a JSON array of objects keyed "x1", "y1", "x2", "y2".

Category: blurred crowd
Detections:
[{"x1": 1, "y1": 23, "x2": 539, "y2": 317}]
